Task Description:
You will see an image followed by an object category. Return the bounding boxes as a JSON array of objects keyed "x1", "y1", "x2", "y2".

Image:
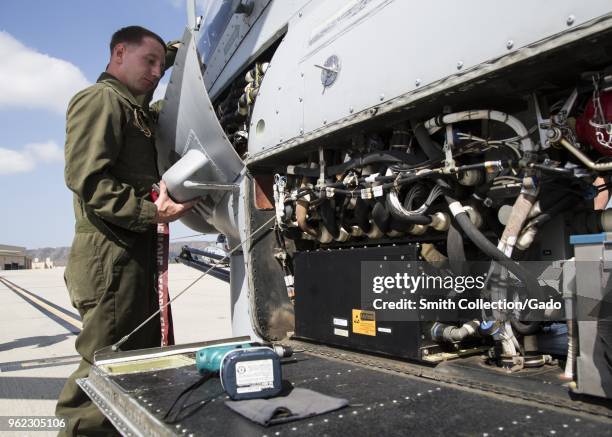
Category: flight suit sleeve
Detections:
[{"x1": 64, "y1": 86, "x2": 158, "y2": 232}]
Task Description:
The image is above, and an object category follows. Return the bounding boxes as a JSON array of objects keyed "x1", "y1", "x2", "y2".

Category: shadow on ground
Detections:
[{"x1": 0, "y1": 333, "x2": 73, "y2": 353}]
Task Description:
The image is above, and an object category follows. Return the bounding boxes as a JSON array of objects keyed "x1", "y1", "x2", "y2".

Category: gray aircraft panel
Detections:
[
  {"x1": 247, "y1": 0, "x2": 612, "y2": 156},
  {"x1": 158, "y1": 28, "x2": 243, "y2": 189},
  {"x1": 157, "y1": 27, "x2": 245, "y2": 238},
  {"x1": 207, "y1": 0, "x2": 310, "y2": 100},
  {"x1": 203, "y1": 0, "x2": 271, "y2": 92}
]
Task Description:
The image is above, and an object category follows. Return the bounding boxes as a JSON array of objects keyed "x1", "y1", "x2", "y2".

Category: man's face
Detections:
[{"x1": 114, "y1": 36, "x2": 165, "y2": 96}]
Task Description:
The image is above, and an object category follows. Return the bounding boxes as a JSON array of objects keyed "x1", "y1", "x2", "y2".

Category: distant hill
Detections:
[{"x1": 27, "y1": 240, "x2": 216, "y2": 266}]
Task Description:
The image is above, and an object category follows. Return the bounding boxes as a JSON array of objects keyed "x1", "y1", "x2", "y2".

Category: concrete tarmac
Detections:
[{"x1": 0, "y1": 265, "x2": 231, "y2": 436}]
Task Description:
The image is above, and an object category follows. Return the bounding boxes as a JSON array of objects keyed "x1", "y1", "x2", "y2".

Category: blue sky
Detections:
[{"x1": 0, "y1": 0, "x2": 213, "y2": 249}]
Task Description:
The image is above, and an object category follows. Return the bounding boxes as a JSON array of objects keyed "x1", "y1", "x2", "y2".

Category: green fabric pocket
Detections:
[{"x1": 65, "y1": 232, "x2": 128, "y2": 311}]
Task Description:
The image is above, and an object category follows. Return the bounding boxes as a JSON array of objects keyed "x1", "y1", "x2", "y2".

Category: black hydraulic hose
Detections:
[
  {"x1": 389, "y1": 216, "x2": 414, "y2": 232},
  {"x1": 447, "y1": 221, "x2": 467, "y2": 275},
  {"x1": 337, "y1": 194, "x2": 349, "y2": 231},
  {"x1": 411, "y1": 120, "x2": 444, "y2": 161},
  {"x1": 380, "y1": 171, "x2": 436, "y2": 191},
  {"x1": 371, "y1": 200, "x2": 391, "y2": 233},
  {"x1": 510, "y1": 320, "x2": 542, "y2": 335},
  {"x1": 442, "y1": 192, "x2": 544, "y2": 301},
  {"x1": 327, "y1": 150, "x2": 426, "y2": 176},
  {"x1": 390, "y1": 161, "x2": 438, "y2": 174},
  {"x1": 354, "y1": 198, "x2": 372, "y2": 232},
  {"x1": 431, "y1": 320, "x2": 480, "y2": 342},
  {"x1": 319, "y1": 199, "x2": 339, "y2": 239},
  {"x1": 288, "y1": 167, "x2": 319, "y2": 178},
  {"x1": 288, "y1": 151, "x2": 427, "y2": 178},
  {"x1": 526, "y1": 195, "x2": 578, "y2": 229}
]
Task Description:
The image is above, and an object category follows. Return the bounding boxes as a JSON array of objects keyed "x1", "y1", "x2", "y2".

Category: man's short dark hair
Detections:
[{"x1": 110, "y1": 26, "x2": 166, "y2": 54}]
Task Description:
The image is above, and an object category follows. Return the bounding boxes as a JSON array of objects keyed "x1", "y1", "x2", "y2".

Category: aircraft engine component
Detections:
[
  {"x1": 576, "y1": 89, "x2": 612, "y2": 155},
  {"x1": 259, "y1": 67, "x2": 612, "y2": 371},
  {"x1": 157, "y1": 0, "x2": 612, "y2": 387}
]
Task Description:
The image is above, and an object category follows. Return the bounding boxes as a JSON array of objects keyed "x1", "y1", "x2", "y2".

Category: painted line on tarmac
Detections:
[
  {"x1": 0, "y1": 354, "x2": 81, "y2": 372},
  {"x1": 0, "y1": 276, "x2": 82, "y2": 334}
]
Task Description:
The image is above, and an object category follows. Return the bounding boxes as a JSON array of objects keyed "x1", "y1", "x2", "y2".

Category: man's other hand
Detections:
[{"x1": 154, "y1": 180, "x2": 198, "y2": 223}]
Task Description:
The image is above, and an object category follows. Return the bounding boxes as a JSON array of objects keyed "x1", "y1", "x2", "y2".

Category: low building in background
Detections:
[
  {"x1": 32, "y1": 257, "x2": 54, "y2": 269},
  {"x1": 0, "y1": 244, "x2": 32, "y2": 270}
]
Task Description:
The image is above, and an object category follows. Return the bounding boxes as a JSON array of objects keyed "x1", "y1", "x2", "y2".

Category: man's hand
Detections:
[{"x1": 154, "y1": 180, "x2": 198, "y2": 223}]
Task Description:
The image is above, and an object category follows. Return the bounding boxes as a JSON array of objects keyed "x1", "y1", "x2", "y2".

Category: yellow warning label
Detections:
[{"x1": 352, "y1": 309, "x2": 376, "y2": 336}]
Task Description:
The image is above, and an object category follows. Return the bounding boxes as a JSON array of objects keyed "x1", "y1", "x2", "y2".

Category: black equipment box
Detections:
[{"x1": 293, "y1": 244, "x2": 434, "y2": 361}]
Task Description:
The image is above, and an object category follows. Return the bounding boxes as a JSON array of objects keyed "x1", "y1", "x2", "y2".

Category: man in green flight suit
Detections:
[{"x1": 56, "y1": 26, "x2": 195, "y2": 436}]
